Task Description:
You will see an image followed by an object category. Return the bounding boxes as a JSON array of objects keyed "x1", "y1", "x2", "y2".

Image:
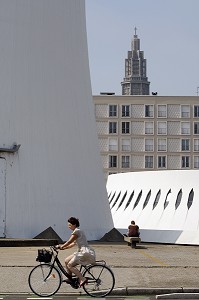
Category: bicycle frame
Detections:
[
  {"x1": 42, "y1": 247, "x2": 108, "y2": 285},
  {"x1": 29, "y1": 247, "x2": 115, "y2": 297}
]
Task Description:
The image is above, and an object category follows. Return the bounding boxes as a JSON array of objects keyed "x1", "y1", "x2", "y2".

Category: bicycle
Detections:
[{"x1": 28, "y1": 245, "x2": 115, "y2": 297}]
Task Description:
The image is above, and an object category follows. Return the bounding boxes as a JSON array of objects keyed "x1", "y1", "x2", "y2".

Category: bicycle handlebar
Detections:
[{"x1": 50, "y1": 245, "x2": 59, "y2": 254}]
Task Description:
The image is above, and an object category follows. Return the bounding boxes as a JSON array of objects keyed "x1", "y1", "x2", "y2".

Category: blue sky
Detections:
[{"x1": 85, "y1": 0, "x2": 199, "y2": 96}]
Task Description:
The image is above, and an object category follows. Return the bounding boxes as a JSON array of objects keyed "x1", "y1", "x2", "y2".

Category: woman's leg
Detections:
[
  {"x1": 67, "y1": 256, "x2": 86, "y2": 285},
  {"x1": 65, "y1": 254, "x2": 74, "y2": 276}
]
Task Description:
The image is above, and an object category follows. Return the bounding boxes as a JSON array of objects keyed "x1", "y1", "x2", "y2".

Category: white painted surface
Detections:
[
  {"x1": 107, "y1": 170, "x2": 199, "y2": 245},
  {"x1": 0, "y1": 0, "x2": 113, "y2": 240}
]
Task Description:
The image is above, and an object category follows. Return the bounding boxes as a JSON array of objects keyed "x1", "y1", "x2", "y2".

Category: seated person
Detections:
[{"x1": 127, "y1": 220, "x2": 140, "y2": 237}]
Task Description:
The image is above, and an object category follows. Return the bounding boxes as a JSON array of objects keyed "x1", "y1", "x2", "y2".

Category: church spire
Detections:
[
  {"x1": 134, "y1": 26, "x2": 137, "y2": 36},
  {"x1": 121, "y1": 28, "x2": 150, "y2": 95}
]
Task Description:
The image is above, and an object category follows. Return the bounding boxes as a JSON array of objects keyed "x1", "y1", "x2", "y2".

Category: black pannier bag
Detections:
[{"x1": 36, "y1": 249, "x2": 53, "y2": 263}]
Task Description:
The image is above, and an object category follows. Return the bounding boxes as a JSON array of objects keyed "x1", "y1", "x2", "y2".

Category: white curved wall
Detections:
[
  {"x1": 107, "y1": 170, "x2": 199, "y2": 244},
  {"x1": 0, "y1": 0, "x2": 113, "y2": 240}
]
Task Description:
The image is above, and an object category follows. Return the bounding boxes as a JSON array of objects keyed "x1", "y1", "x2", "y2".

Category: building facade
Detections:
[
  {"x1": 121, "y1": 28, "x2": 150, "y2": 95},
  {"x1": 94, "y1": 95, "x2": 199, "y2": 180}
]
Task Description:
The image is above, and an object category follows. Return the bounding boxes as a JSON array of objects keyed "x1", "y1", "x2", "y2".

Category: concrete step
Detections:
[{"x1": 0, "y1": 238, "x2": 58, "y2": 247}]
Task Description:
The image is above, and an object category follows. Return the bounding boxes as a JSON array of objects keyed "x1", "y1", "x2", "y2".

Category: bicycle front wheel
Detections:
[
  {"x1": 82, "y1": 264, "x2": 115, "y2": 297},
  {"x1": 28, "y1": 263, "x2": 62, "y2": 297}
]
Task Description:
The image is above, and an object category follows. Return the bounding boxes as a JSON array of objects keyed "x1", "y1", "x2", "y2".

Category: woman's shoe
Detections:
[{"x1": 79, "y1": 278, "x2": 88, "y2": 287}]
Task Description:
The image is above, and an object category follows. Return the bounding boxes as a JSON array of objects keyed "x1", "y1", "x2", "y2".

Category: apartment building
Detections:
[{"x1": 94, "y1": 95, "x2": 199, "y2": 179}]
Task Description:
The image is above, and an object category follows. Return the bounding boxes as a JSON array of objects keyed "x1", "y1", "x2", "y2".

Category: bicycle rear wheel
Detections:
[
  {"x1": 82, "y1": 263, "x2": 115, "y2": 297},
  {"x1": 28, "y1": 263, "x2": 62, "y2": 297}
]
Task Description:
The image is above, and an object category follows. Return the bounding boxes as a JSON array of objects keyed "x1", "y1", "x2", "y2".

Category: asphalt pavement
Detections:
[{"x1": 1, "y1": 241, "x2": 199, "y2": 299}]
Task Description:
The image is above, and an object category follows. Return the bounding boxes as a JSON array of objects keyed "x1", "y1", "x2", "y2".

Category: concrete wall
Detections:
[
  {"x1": 0, "y1": 0, "x2": 113, "y2": 240},
  {"x1": 107, "y1": 170, "x2": 199, "y2": 244}
]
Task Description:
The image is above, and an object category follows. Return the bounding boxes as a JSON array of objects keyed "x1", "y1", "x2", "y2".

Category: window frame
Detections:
[
  {"x1": 158, "y1": 156, "x2": 166, "y2": 168},
  {"x1": 194, "y1": 105, "x2": 199, "y2": 118},
  {"x1": 145, "y1": 138, "x2": 154, "y2": 151},
  {"x1": 194, "y1": 156, "x2": 199, "y2": 168},
  {"x1": 145, "y1": 155, "x2": 154, "y2": 169},
  {"x1": 194, "y1": 122, "x2": 199, "y2": 134},
  {"x1": 145, "y1": 105, "x2": 154, "y2": 118},
  {"x1": 109, "y1": 104, "x2": 117, "y2": 117},
  {"x1": 145, "y1": 121, "x2": 154, "y2": 135},
  {"x1": 121, "y1": 105, "x2": 130, "y2": 118},
  {"x1": 121, "y1": 138, "x2": 131, "y2": 152},
  {"x1": 157, "y1": 104, "x2": 167, "y2": 118},
  {"x1": 157, "y1": 121, "x2": 167, "y2": 135},
  {"x1": 181, "y1": 156, "x2": 190, "y2": 168},
  {"x1": 121, "y1": 121, "x2": 130, "y2": 134},
  {"x1": 181, "y1": 105, "x2": 190, "y2": 118},
  {"x1": 181, "y1": 122, "x2": 190, "y2": 135},
  {"x1": 109, "y1": 155, "x2": 117, "y2": 168},
  {"x1": 108, "y1": 138, "x2": 118, "y2": 151},
  {"x1": 121, "y1": 155, "x2": 130, "y2": 168},
  {"x1": 181, "y1": 139, "x2": 190, "y2": 151},
  {"x1": 193, "y1": 139, "x2": 199, "y2": 151},
  {"x1": 157, "y1": 138, "x2": 167, "y2": 152},
  {"x1": 109, "y1": 121, "x2": 117, "y2": 134}
]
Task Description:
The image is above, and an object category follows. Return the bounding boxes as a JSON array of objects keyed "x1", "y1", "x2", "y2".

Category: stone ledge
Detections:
[{"x1": 0, "y1": 238, "x2": 58, "y2": 247}]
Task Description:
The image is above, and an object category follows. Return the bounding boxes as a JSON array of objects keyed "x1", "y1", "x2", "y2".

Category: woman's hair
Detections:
[{"x1": 68, "y1": 217, "x2": 80, "y2": 227}]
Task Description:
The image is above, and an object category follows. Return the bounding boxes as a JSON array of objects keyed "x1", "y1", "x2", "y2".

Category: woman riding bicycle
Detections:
[{"x1": 56, "y1": 216, "x2": 95, "y2": 287}]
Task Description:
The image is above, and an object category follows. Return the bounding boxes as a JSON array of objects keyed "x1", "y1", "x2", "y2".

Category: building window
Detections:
[
  {"x1": 194, "y1": 105, "x2": 199, "y2": 118},
  {"x1": 194, "y1": 139, "x2": 199, "y2": 151},
  {"x1": 194, "y1": 156, "x2": 199, "y2": 168},
  {"x1": 109, "y1": 105, "x2": 117, "y2": 117},
  {"x1": 124, "y1": 191, "x2": 134, "y2": 210},
  {"x1": 182, "y1": 156, "x2": 190, "y2": 168},
  {"x1": 187, "y1": 188, "x2": 194, "y2": 209},
  {"x1": 145, "y1": 139, "x2": 154, "y2": 151},
  {"x1": 158, "y1": 139, "x2": 167, "y2": 151},
  {"x1": 109, "y1": 155, "x2": 117, "y2": 168},
  {"x1": 153, "y1": 190, "x2": 161, "y2": 209},
  {"x1": 109, "y1": 122, "x2": 117, "y2": 134},
  {"x1": 122, "y1": 122, "x2": 130, "y2": 134},
  {"x1": 122, "y1": 105, "x2": 130, "y2": 117},
  {"x1": 158, "y1": 156, "x2": 166, "y2": 168},
  {"x1": 109, "y1": 138, "x2": 118, "y2": 151},
  {"x1": 145, "y1": 122, "x2": 154, "y2": 134},
  {"x1": 175, "y1": 189, "x2": 182, "y2": 209},
  {"x1": 181, "y1": 122, "x2": 190, "y2": 134},
  {"x1": 157, "y1": 105, "x2": 167, "y2": 118},
  {"x1": 157, "y1": 122, "x2": 167, "y2": 135},
  {"x1": 164, "y1": 189, "x2": 171, "y2": 209},
  {"x1": 121, "y1": 139, "x2": 131, "y2": 151},
  {"x1": 181, "y1": 105, "x2": 190, "y2": 118},
  {"x1": 145, "y1": 105, "x2": 154, "y2": 117},
  {"x1": 145, "y1": 156, "x2": 153, "y2": 168},
  {"x1": 121, "y1": 156, "x2": 130, "y2": 168},
  {"x1": 181, "y1": 139, "x2": 190, "y2": 151},
  {"x1": 194, "y1": 122, "x2": 199, "y2": 134},
  {"x1": 143, "y1": 190, "x2": 151, "y2": 209}
]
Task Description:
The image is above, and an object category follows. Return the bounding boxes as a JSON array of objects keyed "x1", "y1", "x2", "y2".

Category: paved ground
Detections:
[
  {"x1": 0, "y1": 296, "x2": 155, "y2": 300},
  {"x1": 0, "y1": 241, "x2": 199, "y2": 298}
]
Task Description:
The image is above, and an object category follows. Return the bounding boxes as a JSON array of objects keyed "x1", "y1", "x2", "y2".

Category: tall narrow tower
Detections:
[
  {"x1": 0, "y1": 0, "x2": 113, "y2": 240},
  {"x1": 121, "y1": 28, "x2": 150, "y2": 95}
]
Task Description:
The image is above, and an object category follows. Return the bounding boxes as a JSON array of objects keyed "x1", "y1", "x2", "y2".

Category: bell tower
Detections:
[{"x1": 121, "y1": 27, "x2": 150, "y2": 95}]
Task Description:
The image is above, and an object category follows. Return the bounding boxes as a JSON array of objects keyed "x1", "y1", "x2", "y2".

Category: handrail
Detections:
[{"x1": 0, "y1": 144, "x2": 21, "y2": 153}]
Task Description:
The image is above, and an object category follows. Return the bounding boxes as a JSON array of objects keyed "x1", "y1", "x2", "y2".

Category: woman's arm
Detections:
[{"x1": 58, "y1": 234, "x2": 77, "y2": 250}]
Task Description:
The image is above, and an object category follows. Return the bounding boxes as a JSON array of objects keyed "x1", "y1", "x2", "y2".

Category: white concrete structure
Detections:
[
  {"x1": 0, "y1": 0, "x2": 113, "y2": 240},
  {"x1": 107, "y1": 170, "x2": 199, "y2": 244}
]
